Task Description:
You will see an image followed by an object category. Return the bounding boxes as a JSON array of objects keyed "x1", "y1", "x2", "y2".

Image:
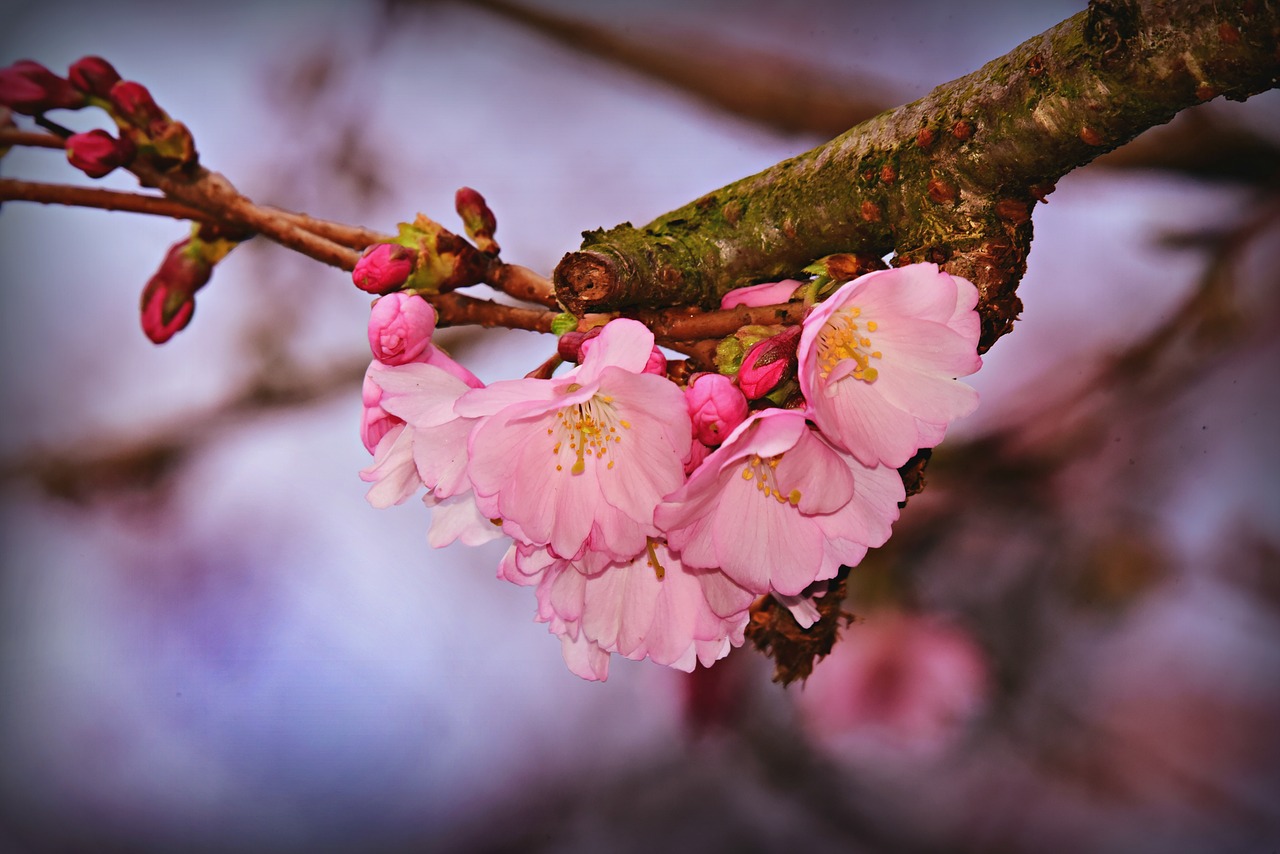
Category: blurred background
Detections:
[{"x1": 2, "y1": 1, "x2": 1278, "y2": 851}]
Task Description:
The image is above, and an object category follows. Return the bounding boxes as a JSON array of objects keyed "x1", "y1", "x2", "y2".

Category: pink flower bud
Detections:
[
  {"x1": 360, "y1": 368, "x2": 403, "y2": 453},
  {"x1": 108, "y1": 80, "x2": 165, "y2": 128},
  {"x1": 720, "y1": 279, "x2": 802, "y2": 310},
  {"x1": 140, "y1": 281, "x2": 195, "y2": 344},
  {"x1": 67, "y1": 56, "x2": 121, "y2": 98},
  {"x1": 352, "y1": 243, "x2": 414, "y2": 294},
  {"x1": 138, "y1": 239, "x2": 211, "y2": 344},
  {"x1": 685, "y1": 373, "x2": 748, "y2": 446},
  {"x1": 0, "y1": 60, "x2": 85, "y2": 115},
  {"x1": 368, "y1": 293, "x2": 437, "y2": 365},
  {"x1": 65, "y1": 129, "x2": 135, "y2": 178},
  {"x1": 455, "y1": 186, "x2": 499, "y2": 254},
  {"x1": 737, "y1": 325, "x2": 801, "y2": 399},
  {"x1": 557, "y1": 329, "x2": 587, "y2": 363}
]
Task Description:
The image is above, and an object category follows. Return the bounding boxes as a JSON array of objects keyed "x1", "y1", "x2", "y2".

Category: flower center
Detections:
[
  {"x1": 740, "y1": 454, "x2": 801, "y2": 506},
  {"x1": 548, "y1": 393, "x2": 628, "y2": 475},
  {"x1": 816, "y1": 306, "x2": 882, "y2": 383}
]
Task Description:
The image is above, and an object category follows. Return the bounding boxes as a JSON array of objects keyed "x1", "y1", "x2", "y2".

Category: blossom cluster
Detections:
[{"x1": 359, "y1": 264, "x2": 982, "y2": 680}]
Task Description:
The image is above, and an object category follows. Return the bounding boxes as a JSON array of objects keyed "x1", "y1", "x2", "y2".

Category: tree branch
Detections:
[
  {"x1": 0, "y1": 178, "x2": 216, "y2": 223},
  {"x1": 553, "y1": 0, "x2": 1279, "y2": 352}
]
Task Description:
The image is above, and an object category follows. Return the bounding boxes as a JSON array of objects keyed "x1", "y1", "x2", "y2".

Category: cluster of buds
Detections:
[
  {"x1": 0, "y1": 60, "x2": 86, "y2": 114},
  {"x1": 352, "y1": 188, "x2": 500, "y2": 296},
  {"x1": 139, "y1": 225, "x2": 242, "y2": 344},
  {"x1": 0, "y1": 55, "x2": 195, "y2": 177}
]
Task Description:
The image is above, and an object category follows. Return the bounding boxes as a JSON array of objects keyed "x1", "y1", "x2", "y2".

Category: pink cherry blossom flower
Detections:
[
  {"x1": 795, "y1": 611, "x2": 989, "y2": 758},
  {"x1": 368, "y1": 293, "x2": 436, "y2": 365},
  {"x1": 529, "y1": 541, "x2": 755, "y2": 679},
  {"x1": 721, "y1": 278, "x2": 803, "y2": 309},
  {"x1": 797, "y1": 263, "x2": 982, "y2": 468},
  {"x1": 358, "y1": 352, "x2": 487, "y2": 520},
  {"x1": 656, "y1": 409, "x2": 903, "y2": 597},
  {"x1": 359, "y1": 424, "x2": 421, "y2": 509},
  {"x1": 360, "y1": 366, "x2": 402, "y2": 454},
  {"x1": 685, "y1": 372, "x2": 748, "y2": 446},
  {"x1": 457, "y1": 319, "x2": 691, "y2": 564}
]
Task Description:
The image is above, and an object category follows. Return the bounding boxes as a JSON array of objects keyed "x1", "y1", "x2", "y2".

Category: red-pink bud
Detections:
[
  {"x1": 352, "y1": 243, "x2": 415, "y2": 294},
  {"x1": 65, "y1": 129, "x2": 135, "y2": 178},
  {"x1": 737, "y1": 325, "x2": 801, "y2": 399},
  {"x1": 557, "y1": 329, "x2": 587, "y2": 362},
  {"x1": 685, "y1": 372, "x2": 749, "y2": 446},
  {"x1": 455, "y1": 186, "x2": 499, "y2": 254},
  {"x1": 368, "y1": 292, "x2": 437, "y2": 365},
  {"x1": 138, "y1": 239, "x2": 212, "y2": 344},
  {"x1": 108, "y1": 80, "x2": 165, "y2": 128},
  {"x1": 0, "y1": 60, "x2": 86, "y2": 115},
  {"x1": 68, "y1": 56, "x2": 121, "y2": 98}
]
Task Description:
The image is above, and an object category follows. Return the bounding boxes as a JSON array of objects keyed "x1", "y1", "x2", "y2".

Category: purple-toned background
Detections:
[{"x1": 3, "y1": 1, "x2": 1278, "y2": 851}]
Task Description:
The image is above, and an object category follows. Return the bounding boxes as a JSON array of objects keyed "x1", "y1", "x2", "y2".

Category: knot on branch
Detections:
[{"x1": 1085, "y1": 0, "x2": 1141, "y2": 61}]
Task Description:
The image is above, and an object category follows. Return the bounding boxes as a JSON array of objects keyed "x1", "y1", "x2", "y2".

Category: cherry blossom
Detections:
[
  {"x1": 457, "y1": 319, "x2": 691, "y2": 564},
  {"x1": 797, "y1": 263, "x2": 982, "y2": 467},
  {"x1": 657, "y1": 409, "x2": 903, "y2": 597},
  {"x1": 794, "y1": 611, "x2": 989, "y2": 757},
  {"x1": 515, "y1": 541, "x2": 755, "y2": 680}
]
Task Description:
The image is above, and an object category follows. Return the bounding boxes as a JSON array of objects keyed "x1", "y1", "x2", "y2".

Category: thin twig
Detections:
[
  {"x1": 487, "y1": 262, "x2": 559, "y2": 308},
  {"x1": 0, "y1": 178, "x2": 216, "y2": 223},
  {"x1": 432, "y1": 291, "x2": 559, "y2": 333},
  {"x1": 0, "y1": 128, "x2": 67, "y2": 150},
  {"x1": 641, "y1": 301, "x2": 805, "y2": 341}
]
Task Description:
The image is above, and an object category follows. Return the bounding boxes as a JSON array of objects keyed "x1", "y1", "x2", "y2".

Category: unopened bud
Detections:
[
  {"x1": 138, "y1": 239, "x2": 212, "y2": 344},
  {"x1": 0, "y1": 60, "x2": 86, "y2": 115},
  {"x1": 352, "y1": 243, "x2": 414, "y2": 294},
  {"x1": 557, "y1": 329, "x2": 588, "y2": 362},
  {"x1": 65, "y1": 129, "x2": 136, "y2": 178},
  {"x1": 68, "y1": 56, "x2": 121, "y2": 99},
  {"x1": 685, "y1": 372, "x2": 748, "y2": 446},
  {"x1": 108, "y1": 80, "x2": 165, "y2": 128},
  {"x1": 737, "y1": 325, "x2": 801, "y2": 399},
  {"x1": 455, "y1": 186, "x2": 499, "y2": 255},
  {"x1": 368, "y1": 292, "x2": 437, "y2": 365}
]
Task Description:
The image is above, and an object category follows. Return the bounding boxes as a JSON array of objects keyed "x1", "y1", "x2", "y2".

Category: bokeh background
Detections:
[{"x1": 2, "y1": 1, "x2": 1278, "y2": 851}]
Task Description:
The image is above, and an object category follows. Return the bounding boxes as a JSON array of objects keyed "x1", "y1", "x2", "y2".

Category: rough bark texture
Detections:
[{"x1": 554, "y1": 0, "x2": 1280, "y2": 352}]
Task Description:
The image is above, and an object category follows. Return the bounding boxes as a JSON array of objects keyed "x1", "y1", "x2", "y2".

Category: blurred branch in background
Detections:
[{"x1": 447, "y1": 0, "x2": 900, "y2": 137}]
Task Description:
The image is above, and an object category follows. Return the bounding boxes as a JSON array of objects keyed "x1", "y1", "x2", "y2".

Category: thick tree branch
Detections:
[{"x1": 554, "y1": 0, "x2": 1279, "y2": 352}]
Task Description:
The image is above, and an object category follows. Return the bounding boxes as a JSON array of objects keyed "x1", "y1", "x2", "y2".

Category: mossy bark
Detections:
[{"x1": 554, "y1": 0, "x2": 1279, "y2": 352}]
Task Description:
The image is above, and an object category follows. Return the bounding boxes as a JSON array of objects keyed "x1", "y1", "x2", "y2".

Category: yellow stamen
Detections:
[
  {"x1": 646, "y1": 539, "x2": 666, "y2": 580},
  {"x1": 816, "y1": 304, "x2": 882, "y2": 385}
]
